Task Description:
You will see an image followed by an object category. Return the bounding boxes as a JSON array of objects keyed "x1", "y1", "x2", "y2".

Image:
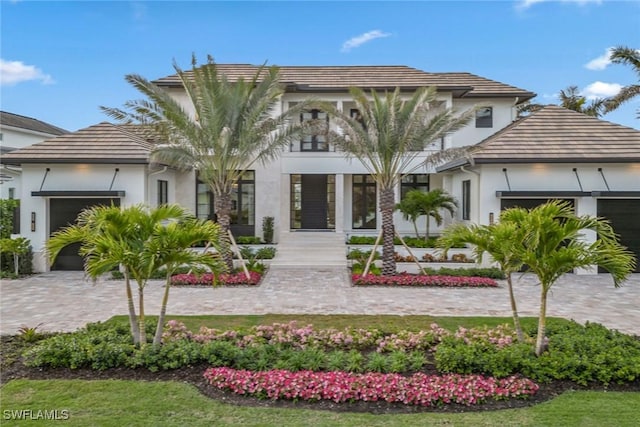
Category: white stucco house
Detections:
[
  {"x1": 2, "y1": 65, "x2": 639, "y2": 273},
  {"x1": 0, "y1": 111, "x2": 68, "y2": 201}
]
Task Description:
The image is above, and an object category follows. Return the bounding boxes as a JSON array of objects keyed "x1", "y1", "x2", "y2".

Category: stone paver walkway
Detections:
[{"x1": 1, "y1": 269, "x2": 638, "y2": 335}]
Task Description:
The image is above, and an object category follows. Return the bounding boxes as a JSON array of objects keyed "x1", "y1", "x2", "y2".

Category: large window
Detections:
[
  {"x1": 196, "y1": 171, "x2": 255, "y2": 230},
  {"x1": 462, "y1": 180, "x2": 471, "y2": 220},
  {"x1": 300, "y1": 109, "x2": 329, "y2": 152},
  {"x1": 475, "y1": 107, "x2": 493, "y2": 128},
  {"x1": 401, "y1": 174, "x2": 429, "y2": 199},
  {"x1": 352, "y1": 174, "x2": 377, "y2": 229},
  {"x1": 157, "y1": 180, "x2": 168, "y2": 205}
]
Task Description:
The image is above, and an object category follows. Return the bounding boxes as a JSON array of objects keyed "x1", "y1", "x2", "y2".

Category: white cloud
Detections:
[
  {"x1": 585, "y1": 48, "x2": 613, "y2": 70},
  {"x1": 0, "y1": 59, "x2": 54, "y2": 86},
  {"x1": 518, "y1": 0, "x2": 602, "y2": 10},
  {"x1": 582, "y1": 81, "x2": 623, "y2": 99},
  {"x1": 341, "y1": 30, "x2": 391, "y2": 53}
]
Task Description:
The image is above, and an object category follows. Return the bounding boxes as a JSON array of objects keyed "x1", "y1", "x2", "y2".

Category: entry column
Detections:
[{"x1": 335, "y1": 173, "x2": 344, "y2": 233}]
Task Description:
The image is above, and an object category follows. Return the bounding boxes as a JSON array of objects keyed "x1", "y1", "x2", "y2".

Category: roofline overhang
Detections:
[
  {"x1": 475, "y1": 157, "x2": 640, "y2": 164},
  {"x1": 31, "y1": 190, "x2": 126, "y2": 197},
  {"x1": 0, "y1": 124, "x2": 68, "y2": 138},
  {"x1": 495, "y1": 190, "x2": 640, "y2": 198},
  {"x1": 0, "y1": 158, "x2": 150, "y2": 166}
]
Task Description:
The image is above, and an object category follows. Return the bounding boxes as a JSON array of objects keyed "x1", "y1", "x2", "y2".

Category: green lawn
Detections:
[{"x1": 1, "y1": 379, "x2": 638, "y2": 427}]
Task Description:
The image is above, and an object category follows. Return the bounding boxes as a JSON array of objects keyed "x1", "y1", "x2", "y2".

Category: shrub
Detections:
[
  {"x1": 236, "y1": 236, "x2": 262, "y2": 245},
  {"x1": 262, "y1": 216, "x2": 274, "y2": 244},
  {"x1": 170, "y1": 271, "x2": 262, "y2": 286},
  {"x1": 255, "y1": 246, "x2": 276, "y2": 259}
]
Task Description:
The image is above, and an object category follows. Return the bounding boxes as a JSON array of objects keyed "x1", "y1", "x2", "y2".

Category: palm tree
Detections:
[
  {"x1": 605, "y1": 46, "x2": 640, "y2": 117},
  {"x1": 438, "y1": 221, "x2": 527, "y2": 342},
  {"x1": 558, "y1": 86, "x2": 606, "y2": 117},
  {"x1": 395, "y1": 191, "x2": 423, "y2": 238},
  {"x1": 145, "y1": 218, "x2": 225, "y2": 346},
  {"x1": 102, "y1": 55, "x2": 315, "y2": 269},
  {"x1": 412, "y1": 189, "x2": 457, "y2": 241},
  {"x1": 504, "y1": 201, "x2": 636, "y2": 356},
  {"x1": 328, "y1": 87, "x2": 473, "y2": 275},
  {"x1": 47, "y1": 204, "x2": 225, "y2": 346}
]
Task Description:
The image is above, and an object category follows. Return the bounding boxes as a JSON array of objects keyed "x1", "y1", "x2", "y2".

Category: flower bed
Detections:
[
  {"x1": 352, "y1": 273, "x2": 498, "y2": 288},
  {"x1": 203, "y1": 368, "x2": 539, "y2": 406},
  {"x1": 170, "y1": 271, "x2": 262, "y2": 286}
]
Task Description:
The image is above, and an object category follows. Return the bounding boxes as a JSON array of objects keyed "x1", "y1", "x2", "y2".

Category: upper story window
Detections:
[
  {"x1": 350, "y1": 108, "x2": 366, "y2": 129},
  {"x1": 401, "y1": 174, "x2": 429, "y2": 199},
  {"x1": 300, "y1": 109, "x2": 329, "y2": 152},
  {"x1": 475, "y1": 107, "x2": 493, "y2": 128}
]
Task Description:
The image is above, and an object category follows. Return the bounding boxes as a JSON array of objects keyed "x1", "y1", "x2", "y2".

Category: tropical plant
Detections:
[
  {"x1": 400, "y1": 189, "x2": 457, "y2": 241},
  {"x1": 262, "y1": 216, "x2": 274, "y2": 244},
  {"x1": 395, "y1": 191, "x2": 423, "y2": 238},
  {"x1": 558, "y1": 86, "x2": 606, "y2": 117},
  {"x1": 604, "y1": 45, "x2": 640, "y2": 118},
  {"x1": 327, "y1": 87, "x2": 474, "y2": 275},
  {"x1": 0, "y1": 237, "x2": 30, "y2": 277},
  {"x1": 0, "y1": 198, "x2": 19, "y2": 239},
  {"x1": 101, "y1": 55, "x2": 315, "y2": 270},
  {"x1": 46, "y1": 204, "x2": 225, "y2": 347},
  {"x1": 438, "y1": 221, "x2": 527, "y2": 342},
  {"x1": 501, "y1": 201, "x2": 635, "y2": 356}
]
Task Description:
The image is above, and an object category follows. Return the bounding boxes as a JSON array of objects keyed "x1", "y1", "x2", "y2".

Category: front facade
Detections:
[{"x1": 3, "y1": 65, "x2": 639, "y2": 273}]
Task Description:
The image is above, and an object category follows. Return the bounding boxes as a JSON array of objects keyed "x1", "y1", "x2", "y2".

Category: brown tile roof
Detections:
[
  {"x1": 438, "y1": 105, "x2": 640, "y2": 170},
  {"x1": 0, "y1": 122, "x2": 154, "y2": 165},
  {"x1": 153, "y1": 65, "x2": 535, "y2": 100},
  {"x1": 0, "y1": 111, "x2": 68, "y2": 135}
]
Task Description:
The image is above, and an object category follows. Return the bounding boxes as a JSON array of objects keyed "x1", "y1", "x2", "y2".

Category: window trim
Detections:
[{"x1": 157, "y1": 180, "x2": 168, "y2": 205}]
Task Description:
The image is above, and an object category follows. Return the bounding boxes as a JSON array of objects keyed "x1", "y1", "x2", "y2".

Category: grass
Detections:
[
  {"x1": 2, "y1": 379, "x2": 639, "y2": 427},
  {"x1": 104, "y1": 314, "x2": 560, "y2": 334}
]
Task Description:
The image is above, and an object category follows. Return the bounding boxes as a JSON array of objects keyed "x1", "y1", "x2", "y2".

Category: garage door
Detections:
[
  {"x1": 50, "y1": 198, "x2": 120, "y2": 270},
  {"x1": 597, "y1": 199, "x2": 640, "y2": 273}
]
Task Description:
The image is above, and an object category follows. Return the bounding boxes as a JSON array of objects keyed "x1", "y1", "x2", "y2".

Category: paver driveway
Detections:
[{"x1": 1, "y1": 269, "x2": 638, "y2": 335}]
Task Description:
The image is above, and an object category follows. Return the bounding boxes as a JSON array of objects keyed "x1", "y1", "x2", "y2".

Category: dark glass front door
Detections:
[{"x1": 301, "y1": 174, "x2": 328, "y2": 229}]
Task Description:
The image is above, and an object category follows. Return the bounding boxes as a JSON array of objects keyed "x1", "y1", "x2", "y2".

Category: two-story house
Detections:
[{"x1": 2, "y1": 65, "x2": 639, "y2": 272}]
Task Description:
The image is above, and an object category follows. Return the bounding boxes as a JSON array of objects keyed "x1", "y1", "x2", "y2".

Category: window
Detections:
[
  {"x1": 462, "y1": 180, "x2": 471, "y2": 220},
  {"x1": 300, "y1": 109, "x2": 329, "y2": 151},
  {"x1": 196, "y1": 171, "x2": 255, "y2": 227},
  {"x1": 401, "y1": 174, "x2": 429, "y2": 199},
  {"x1": 475, "y1": 107, "x2": 493, "y2": 128},
  {"x1": 8, "y1": 187, "x2": 15, "y2": 199},
  {"x1": 350, "y1": 108, "x2": 366, "y2": 129},
  {"x1": 157, "y1": 180, "x2": 168, "y2": 205},
  {"x1": 352, "y1": 175, "x2": 377, "y2": 229}
]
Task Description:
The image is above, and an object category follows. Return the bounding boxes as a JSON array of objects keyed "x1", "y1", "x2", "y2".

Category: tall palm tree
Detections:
[
  {"x1": 328, "y1": 87, "x2": 474, "y2": 275},
  {"x1": 47, "y1": 204, "x2": 224, "y2": 347},
  {"x1": 438, "y1": 221, "x2": 527, "y2": 342},
  {"x1": 503, "y1": 201, "x2": 635, "y2": 356},
  {"x1": 605, "y1": 46, "x2": 640, "y2": 117},
  {"x1": 102, "y1": 55, "x2": 315, "y2": 269}
]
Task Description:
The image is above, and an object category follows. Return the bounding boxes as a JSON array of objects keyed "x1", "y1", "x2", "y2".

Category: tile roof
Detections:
[
  {"x1": 438, "y1": 105, "x2": 640, "y2": 170},
  {"x1": 0, "y1": 111, "x2": 68, "y2": 135},
  {"x1": 153, "y1": 64, "x2": 535, "y2": 100},
  {"x1": 0, "y1": 122, "x2": 154, "y2": 165}
]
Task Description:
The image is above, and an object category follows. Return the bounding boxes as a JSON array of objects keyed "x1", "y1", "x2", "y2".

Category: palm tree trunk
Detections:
[
  {"x1": 506, "y1": 272, "x2": 525, "y2": 342},
  {"x1": 535, "y1": 287, "x2": 549, "y2": 356},
  {"x1": 380, "y1": 188, "x2": 397, "y2": 276},
  {"x1": 123, "y1": 269, "x2": 140, "y2": 346},
  {"x1": 412, "y1": 221, "x2": 420, "y2": 239},
  {"x1": 137, "y1": 283, "x2": 147, "y2": 347},
  {"x1": 153, "y1": 273, "x2": 172, "y2": 346},
  {"x1": 214, "y1": 191, "x2": 234, "y2": 271},
  {"x1": 425, "y1": 217, "x2": 431, "y2": 242}
]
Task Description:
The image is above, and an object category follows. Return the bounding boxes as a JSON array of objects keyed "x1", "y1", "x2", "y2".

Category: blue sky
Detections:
[{"x1": 1, "y1": 0, "x2": 639, "y2": 132}]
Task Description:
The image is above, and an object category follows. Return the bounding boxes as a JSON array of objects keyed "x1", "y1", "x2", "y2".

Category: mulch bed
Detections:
[{"x1": 2, "y1": 335, "x2": 638, "y2": 415}]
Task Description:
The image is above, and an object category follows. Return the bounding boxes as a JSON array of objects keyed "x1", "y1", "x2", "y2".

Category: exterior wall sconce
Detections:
[{"x1": 31, "y1": 212, "x2": 36, "y2": 232}]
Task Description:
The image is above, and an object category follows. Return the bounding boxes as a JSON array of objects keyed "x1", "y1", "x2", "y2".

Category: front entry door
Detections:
[{"x1": 301, "y1": 174, "x2": 328, "y2": 229}]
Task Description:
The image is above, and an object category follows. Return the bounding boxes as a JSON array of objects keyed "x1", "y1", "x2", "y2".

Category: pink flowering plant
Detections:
[
  {"x1": 203, "y1": 368, "x2": 539, "y2": 406},
  {"x1": 352, "y1": 273, "x2": 498, "y2": 288},
  {"x1": 170, "y1": 271, "x2": 262, "y2": 286}
]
